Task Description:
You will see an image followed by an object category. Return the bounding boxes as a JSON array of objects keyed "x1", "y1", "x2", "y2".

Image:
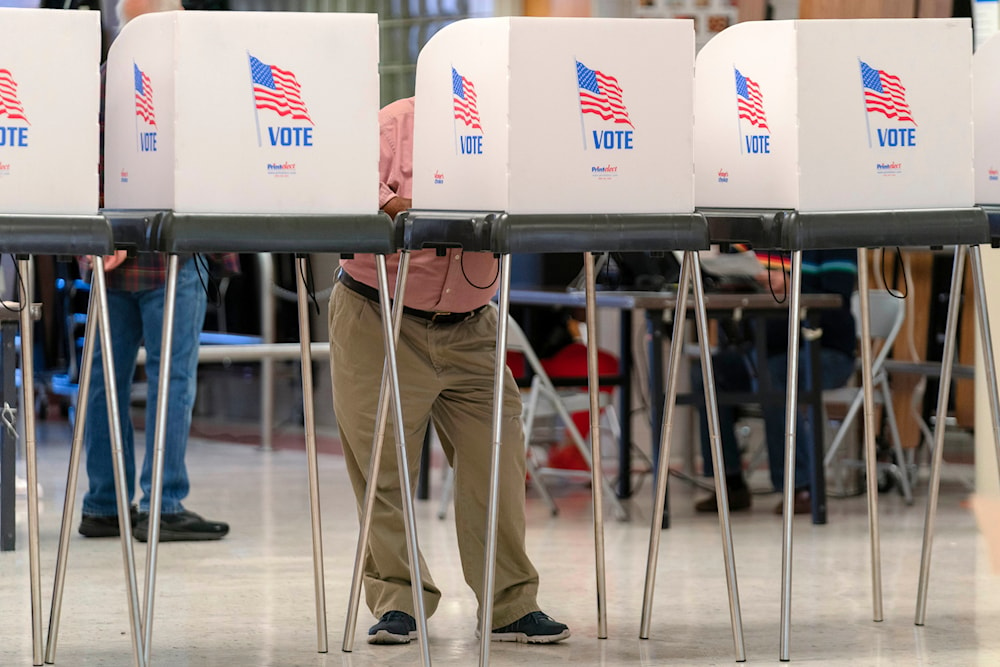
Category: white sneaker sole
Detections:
[
  {"x1": 490, "y1": 628, "x2": 571, "y2": 644},
  {"x1": 367, "y1": 629, "x2": 417, "y2": 645}
]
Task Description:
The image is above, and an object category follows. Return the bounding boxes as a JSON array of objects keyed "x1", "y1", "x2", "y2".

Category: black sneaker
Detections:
[
  {"x1": 78, "y1": 505, "x2": 139, "y2": 538},
  {"x1": 490, "y1": 611, "x2": 570, "y2": 644},
  {"x1": 694, "y1": 485, "x2": 752, "y2": 513},
  {"x1": 133, "y1": 509, "x2": 229, "y2": 542},
  {"x1": 367, "y1": 611, "x2": 417, "y2": 644}
]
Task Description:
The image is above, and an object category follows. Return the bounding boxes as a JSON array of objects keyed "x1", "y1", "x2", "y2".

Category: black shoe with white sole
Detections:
[
  {"x1": 490, "y1": 611, "x2": 570, "y2": 644},
  {"x1": 367, "y1": 611, "x2": 417, "y2": 645}
]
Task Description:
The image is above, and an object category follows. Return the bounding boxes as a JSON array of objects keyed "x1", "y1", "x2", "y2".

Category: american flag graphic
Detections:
[
  {"x1": 735, "y1": 69, "x2": 768, "y2": 131},
  {"x1": 249, "y1": 54, "x2": 313, "y2": 124},
  {"x1": 452, "y1": 67, "x2": 482, "y2": 132},
  {"x1": 134, "y1": 63, "x2": 155, "y2": 127},
  {"x1": 0, "y1": 68, "x2": 29, "y2": 124},
  {"x1": 860, "y1": 60, "x2": 915, "y2": 124},
  {"x1": 576, "y1": 60, "x2": 633, "y2": 128}
]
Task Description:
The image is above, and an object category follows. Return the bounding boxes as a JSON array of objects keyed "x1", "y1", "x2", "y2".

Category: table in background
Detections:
[{"x1": 509, "y1": 287, "x2": 842, "y2": 525}]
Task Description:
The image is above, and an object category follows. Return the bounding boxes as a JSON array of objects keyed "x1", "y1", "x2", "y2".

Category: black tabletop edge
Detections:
[
  {"x1": 699, "y1": 207, "x2": 989, "y2": 250},
  {"x1": 0, "y1": 213, "x2": 113, "y2": 256},
  {"x1": 977, "y1": 205, "x2": 1000, "y2": 247},
  {"x1": 400, "y1": 210, "x2": 710, "y2": 253},
  {"x1": 101, "y1": 210, "x2": 397, "y2": 254}
]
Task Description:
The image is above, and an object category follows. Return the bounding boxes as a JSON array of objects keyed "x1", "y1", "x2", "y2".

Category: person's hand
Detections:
[
  {"x1": 101, "y1": 250, "x2": 128, "y2": 272},
  {"x1": 756, "y1": 267, "x2": 787, "y2": 296},
  {"x1": 381, "y1": 196, "x2": 412, "y2": 221}
]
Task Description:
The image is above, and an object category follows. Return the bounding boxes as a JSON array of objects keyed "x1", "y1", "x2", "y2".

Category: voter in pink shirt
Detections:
[{"x1": 329, "y1": 96, "x2": 570, "y2": 646}]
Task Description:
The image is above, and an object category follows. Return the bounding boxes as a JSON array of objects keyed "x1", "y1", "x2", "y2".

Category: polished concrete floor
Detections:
[{"x1": 2, "y1": 420, "x2": 999, "y2": 666}]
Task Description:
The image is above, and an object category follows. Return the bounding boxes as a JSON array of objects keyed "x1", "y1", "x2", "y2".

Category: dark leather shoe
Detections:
[
  {"x1": 134, "y1": 509, "x2": 229, "y2": 542},
  {"x1": 78, "y1": 505, "x2": 138, "y2": 538},
  {"x1": 694, "y1": 485, "x2": 752, "y2": 512},
  {"x1": 774, "y1": 489, "x2": 811, "y2": 515}
]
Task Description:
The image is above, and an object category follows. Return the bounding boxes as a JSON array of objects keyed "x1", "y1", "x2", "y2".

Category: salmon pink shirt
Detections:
[{"x1": 340, "y1": 96, "x2": 499, "y2": 313}]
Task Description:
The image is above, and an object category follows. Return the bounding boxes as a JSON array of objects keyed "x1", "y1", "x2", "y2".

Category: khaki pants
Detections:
[{"x1": 329, "y1": 282, "x2": 540, "y2": 628}]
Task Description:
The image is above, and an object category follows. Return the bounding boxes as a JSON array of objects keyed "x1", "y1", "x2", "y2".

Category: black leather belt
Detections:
[{"x1": 338, "y1": 270, "x2": 486, "y2": 325}]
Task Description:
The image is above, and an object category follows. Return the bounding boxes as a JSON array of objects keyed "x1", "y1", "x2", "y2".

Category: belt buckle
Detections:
[{"x1": 431, "y1": 311, "x2": 452, "y2": 323}]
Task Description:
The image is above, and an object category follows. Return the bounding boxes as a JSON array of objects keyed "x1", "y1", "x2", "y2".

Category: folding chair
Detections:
[
  {"x1": 823, "y1": 290, "x2": 913, "y2": 504},
  {"x1": 437, "y1": 310, "x2": 629, "y2": 521}
]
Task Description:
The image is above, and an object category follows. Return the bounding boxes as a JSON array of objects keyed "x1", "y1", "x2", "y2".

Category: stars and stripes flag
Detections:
[
  {"x1": 735, "y1": 69, "x2": 768, "y2": 131},
  {"x1": 452, "y1": 67, "x2": 482, "y2": 132},
  {"x1": 860, "y1": 60, "x2": 915, "y2": 124},
  {"x1": 249, "y1": 54, "x2": 313, "y2": 124},
  {"x1": 576, "y1": 60, "x2": 633, "y2": 128},
  {"x1": 134, "y1": 63, "x2": 155, "y2": 127},
  {"x1": 0, "y1": 68, "x2": 29, "y2": 124}
]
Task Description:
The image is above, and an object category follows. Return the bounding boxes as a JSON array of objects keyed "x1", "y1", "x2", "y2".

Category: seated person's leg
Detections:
[
  {"x1": 763, "y1": 348, "x2": 856, "y2": 514},
  {"x1": 691, "y1": 349, "x2": 755, "y2": 512}
]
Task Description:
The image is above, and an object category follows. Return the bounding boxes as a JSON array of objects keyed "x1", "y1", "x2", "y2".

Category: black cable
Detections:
[
  {"x1": 3, "y1": 257, "x2": 26, "y2": 313},
  {"x1": 299, "y1": 255, "x2": 320, "y2": 315},
  {"x1": 602, "y1": 252, "x2": 620, "y2": 290},
  {"x1": 766, "y1": 250, "x2": 788, "y2": 304},
  {"x1": 460, "y1": 251, "x2": 499, "y2": 290},
  {"x1": 192, "y1": 254, "x2": 223, "y2": 309},
  {"x1": 881, "y1": 247, "x2": 908, "y2": 298}
]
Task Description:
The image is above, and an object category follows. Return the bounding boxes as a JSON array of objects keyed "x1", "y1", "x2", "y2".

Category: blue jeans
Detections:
[
  {"x1": 692, "y1": 345, "x2": 855, "y2": 492},
  {"x1": 82, "y1": 257, "x2": 207, "y2": 516}
]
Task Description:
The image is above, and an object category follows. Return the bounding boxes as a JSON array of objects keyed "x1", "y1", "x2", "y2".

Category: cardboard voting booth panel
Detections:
[
  {"x1": 0, "y1": 8, "x2": 100, "y2": 214},
  {"x1": 975, "y1": 32, "x2": 1000, "y2": 204},
  {"x1": 412, "y1": 17, "x2": 695, "y2": 215},
  {"x1": 694, "y1": 19, "x2": 974, "y2": 212},
  {"x1": 104, "y1": 11, "x2": 379, "y2": 214}
]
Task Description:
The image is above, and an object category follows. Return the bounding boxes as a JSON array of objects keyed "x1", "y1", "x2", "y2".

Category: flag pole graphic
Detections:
[
  {"x1": 133, "y1": 60, "x2": 140, "y2": 153},
  {"x1": 860, "y1": 58, "x2": 873, "y2": 149},
  {"x1": 735, "y1": 66, "x2": 744, "y2": 155},
  {"x1": 576, "y1": 59, "x2": 587, "y2": 151},
  {"x1": 249, "y1": 52, "x2": 262, "y2": 148},
  {"x1": 452, "y1": 64, "x2": 459, "y2": 156}
]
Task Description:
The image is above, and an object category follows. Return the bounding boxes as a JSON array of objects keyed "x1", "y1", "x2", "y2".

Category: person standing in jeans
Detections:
[{"x1": 78, "y1": 0, "x2": 234, "y2": 542}]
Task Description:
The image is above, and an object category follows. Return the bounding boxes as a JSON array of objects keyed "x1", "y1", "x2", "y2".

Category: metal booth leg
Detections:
[
  {"x1": 258, "y1": 254, "x2": 275, "y2": 452},
  {"x1": 373, "y1": 253, "x2": 431, "y2": 665},
  {"x1": 476, "y1": 252, "x2": 513, "y2": 667},
  {"x1": 778, "y1": 250, "x2": 802, "y2": 662},
  {"x1": 690, "y1": 251, "x2": 746, "y2": 661},
  {"x1": 45, "y1": 257, "x2": 145, "y2": 667},
  {"x1": 141, "y1": 253, "x2": 180, "y2": 666},
  {"x1": 640, "y1": 251, "x2": 745, "y2": 661},
  {"x1": 19, "y1": 257, "x2": 43, "y2": 666},
  {"x1": 46, "y1": 257, "x2": 145, "y2": 666},
  {"x1": 640, "y1": 249, "x2": 693, "y2": 639},
  {"x1": 340, "y1": 255, "x2": 403, "y2": 649},
  {"x1": 916, "y1": 244, "x2": 1000, "y2": 625},
  {"x1": 294, "y1": 255, "x2": 328, "y2": 652},
  {"x1": 583, "y1": 252, "x2": 608, "y2": 639},
  {"x1": 857, "y1": 248, "x2": 884, "y2": 624},
  {"x1": 915, "y1": 245, "x2": 967, "y2": 625},
  {"x1": 44, "y1": 273, "x2": 100, "y2": 664},
  {"x1": 341, "y1": 253, "x2": 430, "y2": 666}
]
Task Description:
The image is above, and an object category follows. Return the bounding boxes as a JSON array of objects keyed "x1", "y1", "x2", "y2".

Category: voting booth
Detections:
[
  {"x1": 0, "y1": 8, "x2": 109, "y2": 666},
  {"x1": 103, "y1": 10, "x2": 379, "y2": 214},
  {"x1": 0, "y1": 8, "x2": 100, "y2": 214},
  {"x1": 975, "y1": 31, "x2": 1000, "y2": 205},
  {"x1": 400, "y1": 16, "x2": 749, "y2": 665},
  {"x1": 412, "y1": 16, "x2": 695, "y2": 215},
  {"x1": 694, "y1": 19, "x2": 974, "y2": 212}
]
